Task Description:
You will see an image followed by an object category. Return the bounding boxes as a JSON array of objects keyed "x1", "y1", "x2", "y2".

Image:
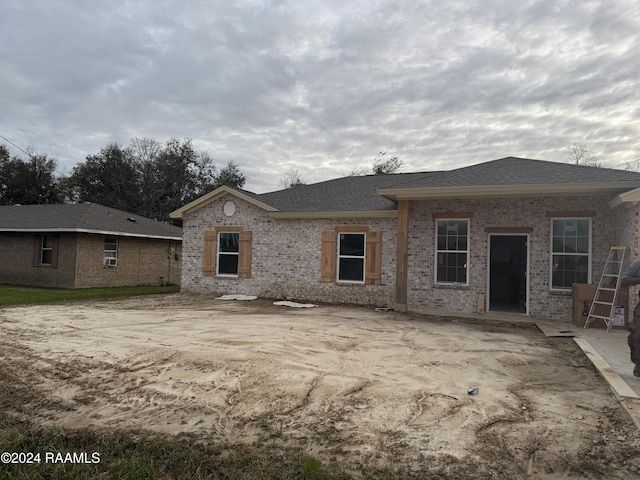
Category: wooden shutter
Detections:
[
  {"x1": 320, "y1": 230, "x2": 337, "y2": 282},
  {"x1": 203, "y1": 231, "x2": 217, "y2": 276},
  {"x1": 238, "y1": 230, "x2": 252, "y2": 278},
  {"x1": 51, "y1": 235, "x2": 60, "y2": 268},
  {"x1": 365, "y1": 231, "x2": 382, "y2": 285}
]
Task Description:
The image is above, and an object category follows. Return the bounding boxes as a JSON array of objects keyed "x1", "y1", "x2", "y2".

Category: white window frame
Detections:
[
  {"x1": 550, "y1": 218, "x2": 592, "y2": 291},
  {"x1": 103, "y1": 238, "x2": 118, "y2": 267},
  {"x1": 41, "y1": 235, "x2": 53, "y2": 265},
  {"x1": 337, "y1": 232, "x2": 366, "y2": 284},
  {"x1": 216, "y1": 231, "x2": 240, "y2": 277},
  {"x1": 435, "y1": 219, "x2": 470, "y2": 285}
]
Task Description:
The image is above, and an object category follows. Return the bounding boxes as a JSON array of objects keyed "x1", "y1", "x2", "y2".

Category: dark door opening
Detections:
[{"x1": 489, "y1": 235, "x2": 527, "y2": 313}]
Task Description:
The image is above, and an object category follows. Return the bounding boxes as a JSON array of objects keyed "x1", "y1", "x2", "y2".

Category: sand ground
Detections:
[{"x1": 1, "y1": 293, "x2": 640, "y2": 478}]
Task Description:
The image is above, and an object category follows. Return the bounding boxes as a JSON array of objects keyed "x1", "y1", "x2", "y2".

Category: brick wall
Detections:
[
  {"x1": 181, "y1": 194, "x2": 396, "y2": 307},
  {"x1": 75, "y1": 234, "x2": 182, "y2": 287},
  {"x1": 180, "y1": 193, "x2": 633, "y2": 319},
  {"x1": 407, "y1": 195, "x2": 622, "y2": 319},
  {"x1": 0, "y1": 233, "x2": 78, "y2": 288}
]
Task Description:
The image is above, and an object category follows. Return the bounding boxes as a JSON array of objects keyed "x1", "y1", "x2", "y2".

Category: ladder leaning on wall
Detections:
[{"x1": 584, "y1": 246, "x2": 626, "y2": 332}]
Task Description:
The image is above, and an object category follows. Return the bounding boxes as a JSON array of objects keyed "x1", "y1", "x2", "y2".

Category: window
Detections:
[
  {"x1": 337, "y1": 233, "x2": 366, "y2": 283},
  {"x1": 41, "y1": 235, "x2": 53, "y2": 265},
  {"x1": 103, "y1": 238, "x2": 118, "y2": 267},
  {"x1": 203, "y1": 228, "x2": 252, "y2": 278},
  {"x1": 217, "y1": 232, "x2": 240, "y2": 276},
  {"x1": 320, "y1": 229, "x2": 382, "y2": 285},
  {"x1": 33, "y1": 235, "x2": 59, "y2": 268},
  {"x1": 551, "y1": 219, "x2": 590, "y2": 289},
  {"x1": 436, "y1": 219, "x2": 469, "y2": 284}
]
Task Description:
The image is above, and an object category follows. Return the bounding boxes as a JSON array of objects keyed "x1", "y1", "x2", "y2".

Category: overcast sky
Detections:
[{"x1": 1, "y1": 0, "x2": 639, "y2": 193}]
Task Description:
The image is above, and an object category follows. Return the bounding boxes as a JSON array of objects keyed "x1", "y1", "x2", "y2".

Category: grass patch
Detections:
[
  {"x1": 0, "y1": 412, "x2": 351, "y2": 480},
  {"x1": 0, "y1": 284, "x2": 180, "y2": 308}
]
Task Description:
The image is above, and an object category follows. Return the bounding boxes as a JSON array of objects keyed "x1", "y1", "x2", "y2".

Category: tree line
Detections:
[{"x1": 0, "y1": 138, "x2": 246, "y2": 222}]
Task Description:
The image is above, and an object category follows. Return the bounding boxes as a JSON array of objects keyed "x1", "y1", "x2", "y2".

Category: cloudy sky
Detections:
[{"x1": 1, "y1": 0, "x2": 639, "y2": 193}]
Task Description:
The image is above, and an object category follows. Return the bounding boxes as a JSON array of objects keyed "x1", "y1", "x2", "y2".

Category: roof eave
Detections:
[
  {"x1": 609, "y1": 186, "x2": 640, "y2": 208},
  {"x1": 170, "y1": 186, "x2": 278, "y2": 219},
  {"x1": 268, "y1": 210, "x2": 397, "y2": 219},
  {"x1": 377, "y1": 182, "x2": 640, "y2": 201},
  {"x1": 0, "y1": 227, "x2": 182, "y2": 240}
]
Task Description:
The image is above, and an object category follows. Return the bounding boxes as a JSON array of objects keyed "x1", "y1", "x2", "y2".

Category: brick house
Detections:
[
  {"x1": 170, "y1": 157, "x2": 640, "y2": 319},
  {"x1": 0, "y1": 203, "x2": 182, "y2": 288}
]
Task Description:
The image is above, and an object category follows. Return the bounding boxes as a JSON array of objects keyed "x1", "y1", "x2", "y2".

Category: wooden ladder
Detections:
[{"x1": 584, "y1": 246, "x2": 626, "y2": 332}]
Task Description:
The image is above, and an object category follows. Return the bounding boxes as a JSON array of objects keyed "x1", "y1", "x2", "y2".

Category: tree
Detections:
[
  {"x1": 279, "y1": 168, "x2": 306, "y2": 189},
  {"x1": 371, "y1": 151, "x2": 403, "y2": 175},
  {"x1": 565, "y1": 143, "x2": 602, "y2": 167},
  {"x1": 65, "y1": 138, "x2": 247, "y2": 222},
  {"x1": 0, "y1": 145, "x2": 62, "y2": 205},
  {"x1": 66, "y1": 143, "x2": 140, "y2": 212},
  {"x1": 214, "y1": 160, "x2": 246, "y2": 189},
  {"x1": 348, "y1": 151, "x2": 404, "y2": 176}
]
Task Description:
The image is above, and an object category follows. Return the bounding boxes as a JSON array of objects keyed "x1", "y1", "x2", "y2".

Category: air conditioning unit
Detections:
[{"x1": 104, "y1": 257, "x2": 117, "y2": 267}]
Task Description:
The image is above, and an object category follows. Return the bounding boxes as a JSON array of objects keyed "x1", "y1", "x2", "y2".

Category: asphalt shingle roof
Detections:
[
  {"x1": 255, "y1": 172, "x2": 440, "y2": 212},
  {"x1": 248, "y1": 157, "x2": 640, "y2": 213},
  {"x1": 0, "y1": 203, "x2": 182, "y2": 239},
  {"x1": 388, "y1": 157, "x2": 640, "y2": 189}
]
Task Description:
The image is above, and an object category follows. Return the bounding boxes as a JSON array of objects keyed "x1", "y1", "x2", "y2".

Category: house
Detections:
[
  {"x1": 0, "y1": 203, "x2": 182, "y2": 288},
  {"x1": 170, "y1": 157, "x2": 640, "y2": 319}
]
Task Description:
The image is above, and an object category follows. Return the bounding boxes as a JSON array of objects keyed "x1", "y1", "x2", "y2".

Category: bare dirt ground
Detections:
[{"x1": 1, "y1": 294, "x2": 640, "y2": 478}]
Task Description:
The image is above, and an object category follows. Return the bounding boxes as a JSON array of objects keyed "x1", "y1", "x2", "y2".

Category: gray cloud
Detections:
[{"x1": 1, "y1": 0, "x2": 639, "y2": 193}]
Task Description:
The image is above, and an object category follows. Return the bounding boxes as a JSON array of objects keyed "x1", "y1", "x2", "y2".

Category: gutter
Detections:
[{"x1": 0, "y1": 228, "x2": 181, "y2": 241}]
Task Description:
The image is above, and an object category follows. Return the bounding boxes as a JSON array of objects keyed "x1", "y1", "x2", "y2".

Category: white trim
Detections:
[
  {"x1": 434, "y1": 218, "x2": 470, "y2": 286},
  {"x1": 269, "y1": 210, "x2": 397, "y2": 219},
  {"x1": 103, "y1": 237, "x2": 118, "y2": 267},
  {"x1": 336, "y1": 232, "x2": 366, "y2": 284},
  {"x1": 216, "y1": 231, "x2": 240, "y2": 277},
  {"x1": 0, "y1": 227, "x2": 181, "y2": 241},
  {"x1": 378, "y1": 181, "x2": 640, "y2": 201},
  {"x1": 549, "y1": 217, "x2": 592, "y2": 291},
  {"x1": 486, "y1": 233, "x2": 530, "y2": 316},
  {"x1": 170, "y1": 185, "x2": 277, "y2": 219}
]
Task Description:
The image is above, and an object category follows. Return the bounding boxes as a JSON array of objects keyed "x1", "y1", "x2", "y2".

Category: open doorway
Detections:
[{"x1": 489, "y1": 235, "x2": 528, "y2": 314}]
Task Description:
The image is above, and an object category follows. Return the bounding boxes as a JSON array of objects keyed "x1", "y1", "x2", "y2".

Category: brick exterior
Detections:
[
  {"x1": 0, "y1": 232, "x2": 181, "y2": 288},
  {"x1": 180, "y1": 193, "x2": 639, "y2": 319},
  {"x1": 407, "y1": 195, "x2": 632, "y2": 318},
  {"x1": 181, "y1": 194, "x2": 396, "y2": 307}
]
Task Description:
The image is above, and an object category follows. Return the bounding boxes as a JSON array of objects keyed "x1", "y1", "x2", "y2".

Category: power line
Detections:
[
  {"x1": 0, "y1": 132, "x2": 71, "y2": 178},
  {"x1": 0, "y1": 133, "x2": 35, "y2": 159}
]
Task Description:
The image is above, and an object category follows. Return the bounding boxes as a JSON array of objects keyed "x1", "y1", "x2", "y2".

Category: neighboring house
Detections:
[
  {"x1": 170, "y1": 157, "x2": 640, "y2": 319},
  {"x1": 0, "y1": 203, "x2": 182, "y2": 288}
]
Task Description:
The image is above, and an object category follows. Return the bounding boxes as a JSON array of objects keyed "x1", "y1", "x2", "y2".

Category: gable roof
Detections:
[
  {"x1": 171, "y1": 157, "x2": 640, "y2": 218},
  {"x1": 0, "y1": 203, "x2": 182, "y2": 240}
]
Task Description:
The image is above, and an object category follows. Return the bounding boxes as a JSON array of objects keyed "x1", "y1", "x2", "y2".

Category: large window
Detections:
[
  {"x1": 103, "y1": 238, "x2": 118, "y2": 267},
  {"x1": 337, "y1": 233, "x2": 366, "y2": 283},
  {"x1": 217, "y1": 232, "x2": 240, "y2": 276},
  {"x1": 436, "y1": 219, "x2": 469, "y2": 284},
  {"x1": 551, "y1": 219, "x2": 590, "y2": 289}
]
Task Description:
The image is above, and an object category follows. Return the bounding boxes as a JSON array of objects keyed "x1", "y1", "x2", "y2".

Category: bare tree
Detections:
[
  {"x1": 279, "y1": 168, "x2": 306, "y2": 188},
  {"x1": 347, "y1": 151, "x2": 404, "y2": 176},
  {"x1": 565, "y1": 143, "x2": 602, "y2": 167}
]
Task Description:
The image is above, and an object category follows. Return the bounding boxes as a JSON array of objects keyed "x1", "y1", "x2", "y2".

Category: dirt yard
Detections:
[{"x1": 1, "y1": 294, "x2": 640, "y2": 478}]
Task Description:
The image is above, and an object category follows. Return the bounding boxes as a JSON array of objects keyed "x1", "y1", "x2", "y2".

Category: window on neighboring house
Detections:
[
  {"x1": 217, "y1": 232, "x2": 240, "y2": 276},
  {"x1": 337, "y1": 233, "x2": 366, "y2": 283},
  {"x1": 551, "y1": 219, "x2": 590, "y2": 289},
  {"x1": 104, "y1": 238, "x2": 118, "y2": 267},
  {"x1": 436, "y1": 219, "x2": 469, "y2": 284},
  {"x1": 33, "y1": 234, "x2": 59, "y2": 267},
  {"x1": 41, "y1": 235, "x2": 53, "y2": 265}
]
